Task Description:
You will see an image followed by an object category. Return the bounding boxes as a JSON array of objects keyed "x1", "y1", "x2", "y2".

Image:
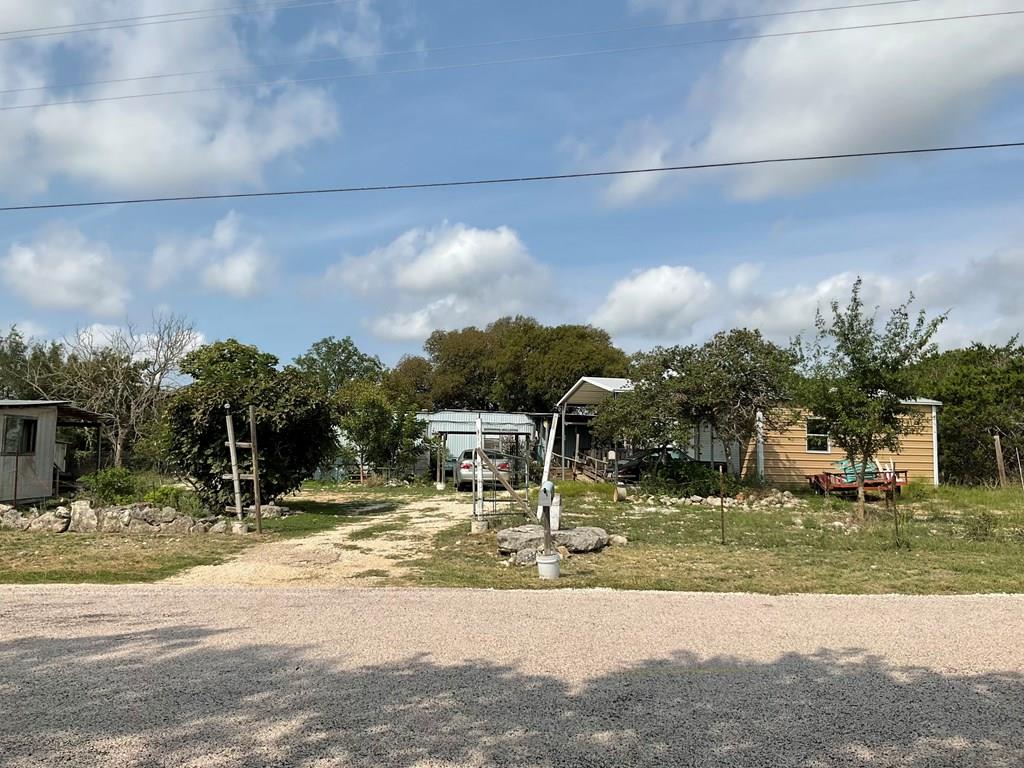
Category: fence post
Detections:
[
  {"x1": 225, "y1": 408, "x2": 244, "y2": 520},
  {"x1": 994, "y1": 434, "x2": 1008, "y2": 487}
]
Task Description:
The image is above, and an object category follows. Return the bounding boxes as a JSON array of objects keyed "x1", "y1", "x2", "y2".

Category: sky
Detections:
[{"x1": 0, "y1": 0, "x2": 1022, "y2": 365}]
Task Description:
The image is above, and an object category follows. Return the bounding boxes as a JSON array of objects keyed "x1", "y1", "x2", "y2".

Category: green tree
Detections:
[
  {"x1": 682, "y1": 329, "x2": 798, "y2": 474},
  {"x1": 0, "y1": 326, "x2": 63, "y2": 399},
  {"x1": 591, "y1": 346, "x2": 695, "y2": 452},
  {"x1": 293, "y1": 336, "x2": 383, "y2": 398},
  {"x1": 337, "y1": 382, "x2": 425, "y2": 480},
  {"x1": 424, "y1": 326, "x2": 495, "y2": 409},
  {"x1": 424, "y1": 317, "x2": 627, "y2": 412},
  {"x1": 385, "y1": 355, "x2": 435, "y2": 411},
  {"x1": 592, "y1": 333, "x2": 795, "y2": 474},
  {"x1": 165, "y1": 339, "x2": 336, "y2": 509},
  {"x1": 913, "y1": 340, "x2": 1024, "y2": 483},
  {"x1": 797, "y1": 278, "x2": 944, "y2": 515}
]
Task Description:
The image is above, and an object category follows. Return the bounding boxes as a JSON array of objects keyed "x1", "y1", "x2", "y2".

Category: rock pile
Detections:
[
  {"x1": 0, "y1": 500, "x2": 298, "y2": 535},
  {"x1": 630, "y1": 488, "x2": 804, "y2": 510},
  {"x1": 497, "y1": 524, "x2": 625, "y2": 567}
]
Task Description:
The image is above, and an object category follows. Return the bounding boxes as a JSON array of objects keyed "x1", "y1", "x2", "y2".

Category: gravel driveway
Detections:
[{"x1": 2, "y1": 587, "x2": 1022, "y2": 767}]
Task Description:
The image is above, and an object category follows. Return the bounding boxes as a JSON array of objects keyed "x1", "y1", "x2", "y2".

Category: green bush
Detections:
[
  {"x1": 638, "y1": 462, "x2": 741, "y2": 498},
  {"x1": 143, "y1": 485, "x2": 203, "y2": 516},
  {"x1": 78, "y1": 467, "x2": 141, "y2": 506}
]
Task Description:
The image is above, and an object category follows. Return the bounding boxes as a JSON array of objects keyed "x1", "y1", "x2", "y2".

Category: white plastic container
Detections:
[{"x1": 536, "y1": 552, "x2": 560, "y2": 579}]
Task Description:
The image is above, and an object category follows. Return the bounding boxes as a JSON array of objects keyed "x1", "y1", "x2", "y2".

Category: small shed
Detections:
[
  {"x1": 417, "y1": 410, "x2": 537, "y2": 474},
  {"x1": 0, "y1": 400, "x2": 107, "y2": 504}
]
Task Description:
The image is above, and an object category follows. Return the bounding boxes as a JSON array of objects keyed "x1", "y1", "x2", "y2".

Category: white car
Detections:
[{"x1": 454, "y1": 449, "x2": 512, "y2": 491}]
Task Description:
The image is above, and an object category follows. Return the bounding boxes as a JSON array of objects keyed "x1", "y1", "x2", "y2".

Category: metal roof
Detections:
[
  {"x1": 0, "y1": 400, "x2": 108, "y2": 423},
  {"x1": 556, "y1": 377, "x2": 634, "y2": 408},
  {"x1": 902, "y1": 398, "x2": 942, "y2": 406},
  {"x1": 418, "y1": 410, "x2": 536, "y2": 436},
  {"x1": 0, "y1": 400, "x2": 71, "y2": 408}
]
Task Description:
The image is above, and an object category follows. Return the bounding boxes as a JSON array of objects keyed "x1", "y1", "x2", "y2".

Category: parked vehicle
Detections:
[
  {"x1": 614, "y1": 447, "x2": 724, "y2": 484},
  {"x1": 454, "y1": 449, "x2": 512, "y2": 491}
]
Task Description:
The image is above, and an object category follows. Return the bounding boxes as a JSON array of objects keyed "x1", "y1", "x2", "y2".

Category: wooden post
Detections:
[
  {"x1": 994, "y1": 434, "x2": 1008, "y2": 488},
  {"x1": 248, "y1": 405, "x2": 262, "y2": 535},
  {"x1": 12, "y1": 451, "x2": 19, "y2": 506},
  {"x1": 719, "y1": 465, "x2": 726, "y2": 545},
  {"x1": 225, "y1": 409, "x2": 244, "y2": 520},
  {"x1": 1016, "y1": 448, "x2": 1024, "y2": 492},
  {"x1": 542, "y1": 505, "x2": 553, "y2": 555}
]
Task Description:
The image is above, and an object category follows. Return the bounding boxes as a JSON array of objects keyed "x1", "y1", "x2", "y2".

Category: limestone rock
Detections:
[
  {"x1": 513, "y1": 549, "x2": 537, "y2": 566},
  {"x1": 231, "y1": 521, "x2": 251, "y2": 535},
  {"x1": 53, "y1": 505, "x2": 72, "y2": 519},
  {"x1": 161, "y1": 517, "x2": 193, "y2": 536},
  {"x1": 157, "y1": 507, "x2": 180, "y2": 524},
  {"x1": 496, "y1": 525, "x2": 545, "y2": 553},
  {"x1": 27, "y1": 511, "x2": 70, "y2": 533},
  {"x1": 1, "y1": 507, "x2": 30, "y2": 531},
  {"x1": 128, "y1": 517, "x2": 159, "y2": 535},
  {"x1": 609, "y1": 534, "x2": 629, "y2": 546},
  {"x1": 556, "y1": 545, "x2": 572, "y2": 561},
  {"x1": 189, "y1": 522, "x2": 207, "y2": 535},
  {"x1": 70, "y1": 501, "x2": 98, "y2": 533},
  {"x1": 496, "y1": 524, "x2": 609, "y2": 555},
  {"x1": 208, "y1": 520, "x2": 229, "y2": 534},
  {"x1": 557, "y1": 526, "x2": 609, "y2": 553},
  {"x1": 97, "y1": 508, "x2": 126, "y2": 533}
]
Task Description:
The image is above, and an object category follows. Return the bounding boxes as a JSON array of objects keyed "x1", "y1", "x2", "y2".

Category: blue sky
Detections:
[{"x1": 0, "y1": 0, "x2": 1022, "y2": 364}]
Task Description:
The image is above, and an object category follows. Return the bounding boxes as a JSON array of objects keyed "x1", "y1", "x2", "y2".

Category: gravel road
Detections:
[{"x1": 2, "y1": 587, "x2": 1022, "y2": 767}]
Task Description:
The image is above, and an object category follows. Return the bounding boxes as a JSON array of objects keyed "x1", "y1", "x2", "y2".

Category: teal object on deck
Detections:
[{"x1": 834, "y1": 458, "x2": 878, "y2": 482}]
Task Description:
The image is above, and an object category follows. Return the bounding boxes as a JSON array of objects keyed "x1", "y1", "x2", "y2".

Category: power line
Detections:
[
  {"x1": 0, "y1": 0, "x2": 926, "y2": 96},
  {"x1": 1, "y1": 140, "x2": 1020, "y2": 213},
  {"x1": 2, "y1": 9, "x2": 1019, "y2": 113},
  {"x1": 0, "y1": 0, "x2": 349, "y2": 44}
]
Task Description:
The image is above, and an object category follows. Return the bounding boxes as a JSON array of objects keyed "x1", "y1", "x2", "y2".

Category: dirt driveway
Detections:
[
  {"x1": 166, "y1": 491, "x2": 470, "y2": 586},
  {"x1": 3, "y1": 586, "x2": 1023, "y2": 767}
]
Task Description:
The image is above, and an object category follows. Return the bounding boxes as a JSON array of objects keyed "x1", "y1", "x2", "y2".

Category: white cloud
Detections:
[
  {"x1": 328, "y1": 221, "x2": 549, "y2": 340},
  {"x1": 296, "y1": 0, "x2": 385, "y2": 63},
  {"x1": 591, "y1": 234, "x2": 1024, "y2": 346},
  {"x1": 727, "y1": 262, "x2": 763, "y2": 295},
  {"x1": 591, "y1": 265, "x2": 714, "y2": 338},
  {"x1": 599, "y1": 0, "x2": 1024, "y2": 202},
  {"x1": 10, "y1": 320, "x2": 46, "y2": 339},
  {"x1": 152, "y1": 212, "x2": 273, "y2": 298},
  {"x1": 0, "y1": 1, "x2": 339, "y2": 195},
  {"x1": 1, "y1": 225, "x2": 129, "y2": 316}
]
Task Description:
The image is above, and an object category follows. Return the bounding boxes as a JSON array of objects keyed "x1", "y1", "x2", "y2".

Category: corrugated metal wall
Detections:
[
  {"x1": 0, "y1": 406, "x2": 58, "y2": 502},
  {"x1": 418, "y1": 410, "x2": 537, "y2": 463}
]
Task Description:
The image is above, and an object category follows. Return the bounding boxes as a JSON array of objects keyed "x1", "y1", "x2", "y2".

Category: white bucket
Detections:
[
  {"x1": 434, "y1": 481, "x2": 446, "y2": 491},
  {"x1": 536, "y1": 552, "x2": 560, "y2": 579}
]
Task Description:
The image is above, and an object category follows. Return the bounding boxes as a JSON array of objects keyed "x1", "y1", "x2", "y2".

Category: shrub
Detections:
[
  {"x1": 79, "y1": 467, "x2": 140, "y2": 505},
  {"x1": 164, "y1": 340, "x2": 337, "y2": 510},
  {"x1": 143, "y1": 485, "x2": 203, "y2": 517},
  {"x1": 638, "y1": 462, "x2": 741, "y2": 498}
]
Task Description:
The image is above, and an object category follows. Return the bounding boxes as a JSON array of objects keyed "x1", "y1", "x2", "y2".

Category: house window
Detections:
[
  {"x1": 2, "y1": 416, "x2": 38, "y2": 455},
  {"x1": 805, "y1": 418, "x2": 829, "y2": 453}
]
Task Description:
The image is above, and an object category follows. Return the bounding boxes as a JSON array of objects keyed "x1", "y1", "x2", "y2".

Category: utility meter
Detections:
[{"x1": 538, "y1": 480, "x2": 555, "y2": 507}]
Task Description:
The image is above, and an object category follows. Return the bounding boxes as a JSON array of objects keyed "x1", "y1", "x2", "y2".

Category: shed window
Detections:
[
  {"x1": 805, "y1": 418, "x2": 829, "y2": 453},
  {"x1": 2, "y1": 416, "x2": 38, "y2": 455}
]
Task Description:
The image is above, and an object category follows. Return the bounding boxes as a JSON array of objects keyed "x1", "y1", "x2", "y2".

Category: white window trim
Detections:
[{"x1": 805, "y1": 417, "x2": 831, "y2": 454}]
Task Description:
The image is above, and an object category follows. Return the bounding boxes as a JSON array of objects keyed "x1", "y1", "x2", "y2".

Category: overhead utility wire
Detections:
[
  {"x1": 1, "y1": 141, "x2": 1020, "y2": 213},
  {"x1": 0, "y1": 0, "x2": 926, "y2": 95},
  {"x1": 0, "y1": 0, "x2": 348, "y2": 43},
  {"x1": 2, "y1": 9, "x2": 1020, "y2": 113}
]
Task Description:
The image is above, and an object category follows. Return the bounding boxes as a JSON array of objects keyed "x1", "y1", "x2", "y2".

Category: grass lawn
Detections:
[
  {"x1": 0, "y1": 496, "x2": 405, "y2": 584},
  {"x1": 407, "y1": 482, "x2": 1024, "y2": 594}
]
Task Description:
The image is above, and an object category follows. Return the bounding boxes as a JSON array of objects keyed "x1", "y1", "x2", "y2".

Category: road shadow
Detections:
[{"x1": 1, "y1": 626, "x2": 1020, "y2": 766}]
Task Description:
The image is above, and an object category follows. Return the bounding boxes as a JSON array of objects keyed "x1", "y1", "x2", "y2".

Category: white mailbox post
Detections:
[{"x1": 536, "y1": 480, "x2": 559, "y2": 579}]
